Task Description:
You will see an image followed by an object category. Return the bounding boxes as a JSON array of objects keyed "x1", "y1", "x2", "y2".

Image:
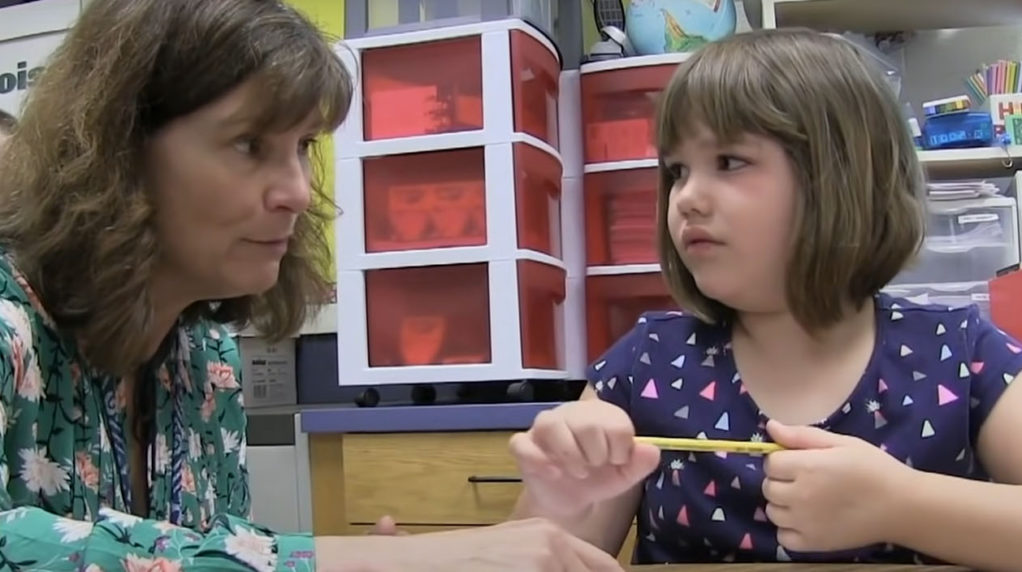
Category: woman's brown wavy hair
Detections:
[{"x1": 0, "y1": 0, "x2": 352, "y2": 375}]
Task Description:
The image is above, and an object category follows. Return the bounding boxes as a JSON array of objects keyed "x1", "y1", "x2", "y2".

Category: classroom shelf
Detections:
[
  {"x1": 919, "y1": 146, "x2": 1022, "y2": 178},
  {"x1": 764, "y1": 0, "x2": 1022, "y2": 33}
]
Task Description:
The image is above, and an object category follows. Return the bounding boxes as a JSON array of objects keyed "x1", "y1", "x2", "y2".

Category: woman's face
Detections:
[{"x1": 144, "y1": 79, "x2": 320, "y2": 305}]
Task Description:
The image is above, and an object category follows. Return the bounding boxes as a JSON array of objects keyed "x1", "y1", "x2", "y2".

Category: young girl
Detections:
[{"x1": 509, "y1": 28, "x2": 1022, "y2": 570}]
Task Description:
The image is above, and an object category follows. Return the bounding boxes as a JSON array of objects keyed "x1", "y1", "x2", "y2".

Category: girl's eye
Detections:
[
  {"x1": 664, "y1": 162, "x2": 687, "y2": 180},
  {"x1": 717, "y1": 155, "x2": 749, "y2": 171}
]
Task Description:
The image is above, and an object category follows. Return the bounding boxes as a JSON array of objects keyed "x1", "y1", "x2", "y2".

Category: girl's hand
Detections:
[{"x1": 762, "y1": 419, "x2": 914, "y2": 553}]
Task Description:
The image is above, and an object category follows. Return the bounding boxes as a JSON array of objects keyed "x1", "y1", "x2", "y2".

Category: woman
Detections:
[{"x1": 0, "y1": 1, "x2": 623, "y2": 571}]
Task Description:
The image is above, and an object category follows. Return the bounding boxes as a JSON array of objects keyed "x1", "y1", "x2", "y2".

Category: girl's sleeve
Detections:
[
  {"x1": 586, "y1": 314, "x2": 652, "y2": 415},
  {"x1": 1, "y1": 333, "x2": 318, "y2": 572}
]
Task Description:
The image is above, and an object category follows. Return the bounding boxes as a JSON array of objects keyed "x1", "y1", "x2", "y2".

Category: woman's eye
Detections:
[
  {"x1": 234, "y1": 137, "x2": 261, "y2": 156},
  {"x1": 298, "y1": 138, "x2": 316, "y2": 157}
]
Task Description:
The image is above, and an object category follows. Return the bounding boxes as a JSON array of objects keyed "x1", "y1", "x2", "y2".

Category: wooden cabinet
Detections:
[{"x1": 310, "y1": 430, "x2": 638, "y2": 565}]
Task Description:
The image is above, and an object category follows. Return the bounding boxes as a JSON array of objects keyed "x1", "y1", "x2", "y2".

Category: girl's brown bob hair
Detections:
[
  {"x1": 655, "y1": 28, "x2": 926, "y2": 331},
  {"x1": 0, "y1": 0, "x2": 352, "y2": 375}
]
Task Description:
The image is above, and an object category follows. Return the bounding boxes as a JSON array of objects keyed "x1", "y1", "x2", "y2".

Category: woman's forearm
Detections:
[{"x1": 889, "y1": 470, "x2": 1022, "y2": 571}]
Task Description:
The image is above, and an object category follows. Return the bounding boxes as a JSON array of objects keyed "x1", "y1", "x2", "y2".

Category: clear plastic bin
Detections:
[
  {"x1": 894, "y1": 197, "x2": 1019, "y2": 285},
  {"x1": 580, "y1": 64, "x2": 677, "y2": 163},
  {"x1": 584, "y1": 167, "x2": 659, "y2": 265},
  {"x1": 514, "y1": 142, "x2": 562, "y2": 257},
  {"x1": 586, "y1": 271, "x2": 677, "y2": 361},
  {"x1": 883, "y1": 281, "x2": 991, "y2": 318},
  {"x1": 518, "y1": 260, "x2": 566, "y2": 369},
  {"x1": 365, "y1": 263, "x2": 492, "y2": 366},
  {"x1": 361, "y1": 36, "x2": 483, "y2": 140},
  {"x1": 362, "y1": 148, "x2": 487, "y2": 252}
]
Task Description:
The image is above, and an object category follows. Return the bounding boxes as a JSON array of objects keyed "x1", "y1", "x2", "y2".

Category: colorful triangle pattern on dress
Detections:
[
  {"x1": 641, "y1": 379, "x2": 659, "y2": 399},
  {"x1": 700, "y1": 381, "x2": 716, "y2": 400},
  {"x1": 1005, "y1": 373, "x2": 1015, "y2": 385},
  {"x1": 607, "y1": 377, "x2": 617, "y2": 390},
  {"x1": 671, "y1": 354, "x2": 686, "y2": 369},
  {"x1": 674, "y1": 406, "x2": 690, "y2": 419},
  {"x1": 731, "y1": 476, "x2": 740, "y2": 490},
  {"x1": 971, "y1": 361, "x2": 985, "y2": 374},
  {"x1": 777, "y1": 547, "x2": 792, "y2": 562},
  {"x1": 594, "y1": 360, "x2": 606, "y2": 371},
  {"x1": 891, "y1": 311, "x2": 903, "y2": 321},
  {"x1": 937, "y1": 384, "x2": 958, "y2": 406},
  {"x1": 655, "y1": 472, "x2": 664, "y2": 489},
  {"x1": 936, "y1": 323, "x2": 946, "y2": 335},
  {"x1": 686, "y1": 333, "x2": 696, "y2": 345},
  {"x1": 672, "y1": 469, "x2": 681, "y2": 487},
  {"x1": 878, "y1": 378, "x2": 888, "y2": 393},
  {"x1": 912, "y1": 371, "x2": 926, "y2": 381},
  {"x1": 649, "y1": 332, "x2": 660, "y2": 342},
  {"x1": 903, "y1": 394, "x2": 914, "y2": 406},
  {"x1": 900, "y1": 344, "x2": 913, "y2": 357},
  {"x1": 959, "y1": 362, "x2": 969, "y2": 378},
  {"x1": 676, "y1": 505, "x2": 689, "y2": 526},
  {"x1": 704, "y1": 481, "x2": 716, "y2": 496},
  {"x1": 640, "y1": 352, "x2": 652, "y2": 365},
  {"x1": 715, "y1": 412, "x2": 730, "y2": 431},
  {"x1": 921, "y1": 419, "x2": 935, "y2": 438},
  {"x1": 753, "y1": 506, "x2": 767, "y2": 522},
  {"x1": 874, "y1": 411, "x2": 887, "y2": 429},
  {"x1": 671, "y1": 378, "x2": 683, "y2": 390},
  {"x1": 1009, "y1": 343, "x2": 1022, "y2": 354},
  {"x1": 739, "y1": 533, "x2": 753, "y2": 550},
  {"x1": 940, "y1": 345, "x2": 952, "y2": 361},
  {"x1": 702, "y1": 354, "x2": 715, "y2": 367},
  {"x1": 711, "y1": 507, "x2": 725, "y2": 522}
]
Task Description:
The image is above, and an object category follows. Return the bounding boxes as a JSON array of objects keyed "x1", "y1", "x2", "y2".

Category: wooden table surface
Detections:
[{"x1": 631, "y1": 565, "x2": 968, "y2": 571}]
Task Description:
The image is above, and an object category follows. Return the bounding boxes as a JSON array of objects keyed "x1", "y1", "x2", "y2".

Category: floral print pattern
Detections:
[{"x1": 0, "y1": 255, "x2": 315, "y2": 571}]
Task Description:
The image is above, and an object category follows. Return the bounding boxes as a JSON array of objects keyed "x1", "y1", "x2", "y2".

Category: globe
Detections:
[{"x1": 626, "y1": 0, "x2": 738, "y2": 55}]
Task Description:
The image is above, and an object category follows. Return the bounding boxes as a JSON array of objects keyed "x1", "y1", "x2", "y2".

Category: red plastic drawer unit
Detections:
[
  {"x1": 365, "y1": 263, "x2": 492, "y2": 367},
  {"x1": 518, "y1": 260, "x2": 567, "y2": 369},
  {"x1": 580, "y1": 64, "x2": 678, "y2": 163},
  {"x1": 362, "y1": 147, "x2": 486, "y2": 252},
  {"x1": 586, "y1": 271, "x2": 677, "y2": 361},
  {"x1": 514, "y1": 142, "x2": 562, "y2": 257},
  {"x1": 361, "y1": 36, "x2": 484, "y2": 140},
  {"x1": 585, "y1": 167, "x2": 659, "y2": 265},
  {"x1": 510, "y1": 29, "x2": 560, "y2": 149}
]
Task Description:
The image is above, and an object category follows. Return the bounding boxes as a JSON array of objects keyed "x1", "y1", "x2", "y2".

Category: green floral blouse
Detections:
[{"x1": 0, "y1": 255, "x2": 316, "y2": 571}]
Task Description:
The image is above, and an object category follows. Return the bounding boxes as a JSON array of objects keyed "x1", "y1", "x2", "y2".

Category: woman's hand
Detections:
[
  {"x1": 314, "y1": 517, "x2": 624, "y2": 571},
  {"x1": 509, "y1": 400, "x2": 660, "y2": 518},
  {"x1": 762, "y1": 420, "x2": 914, "y2": 552}
]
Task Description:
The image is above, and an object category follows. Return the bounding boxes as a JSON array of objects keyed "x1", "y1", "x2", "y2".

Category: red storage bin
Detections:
[
  {"x1": 518, "y1": 260, "x2": 566, "y2": 369},
  {"x1": 365, "y1": 264, "x2": 491, "y2": 366},
  {"x1": 515, "y1": 142, "x2": 562, "y2": 257},
  {"x1": 362, "y1": 37, "x2": 483, "y2": 140},
  {"x1": 510, "y1": 30, "x2": 560, "y2": 149},
  {"x1": 584, "y1": 167, "x2": 659, "y2": 265},
  {"x1": 581, "y1": 64, "x2": 677, "y2": 163},
  {"x1": 586, "y1": 272, "x2": 677, "y2": 361},
  {"x1": 363, "y1": 148, "x2": 486, "y2": 252}
]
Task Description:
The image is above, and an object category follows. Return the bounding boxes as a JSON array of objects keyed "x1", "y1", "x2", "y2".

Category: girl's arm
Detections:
[
  {"x1": 888, "y1": 368, "x2": 1022, "y2": 572},
  {"x1": 509, "y1": 387, "x2": 644, "y2": 555}
]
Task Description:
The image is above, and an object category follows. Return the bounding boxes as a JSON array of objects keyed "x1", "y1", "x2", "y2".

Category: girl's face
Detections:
[{"x1": 664, "y1": 126, "x2": 798, "y2": 315}]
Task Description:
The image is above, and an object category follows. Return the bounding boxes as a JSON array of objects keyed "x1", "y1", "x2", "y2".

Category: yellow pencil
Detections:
[{"x1": 635, "y1": 436, "x2": 784, "y2": 455}]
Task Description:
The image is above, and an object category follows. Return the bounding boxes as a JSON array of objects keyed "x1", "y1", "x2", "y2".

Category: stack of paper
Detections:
[{"x1": 926, "y1": 180, "x2": 1004, "y2": 201}]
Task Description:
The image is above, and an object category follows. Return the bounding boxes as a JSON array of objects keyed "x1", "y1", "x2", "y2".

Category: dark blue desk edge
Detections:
[{"x1": 299, "y1": 402, "x2": 561, "y2": 433}]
